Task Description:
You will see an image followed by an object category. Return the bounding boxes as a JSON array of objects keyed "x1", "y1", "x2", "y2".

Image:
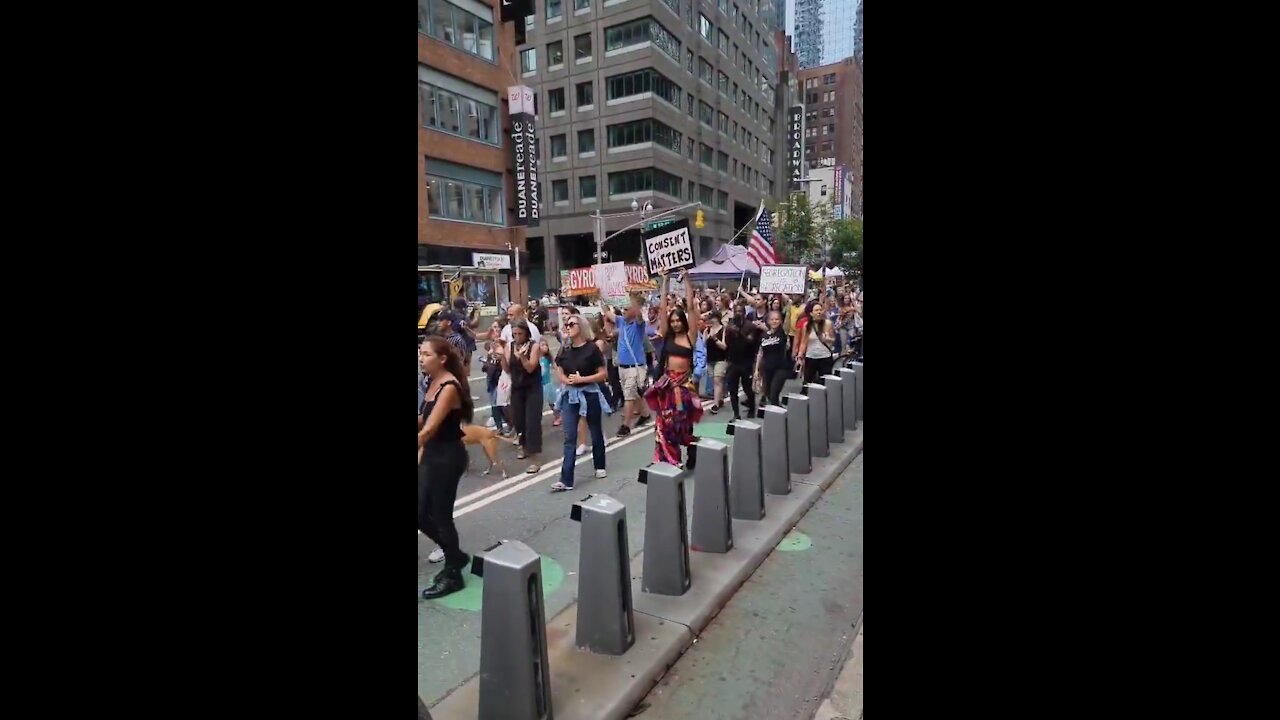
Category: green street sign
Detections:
[{"x1": 644, "y1": 218, "x2": 675, "y2": 232}]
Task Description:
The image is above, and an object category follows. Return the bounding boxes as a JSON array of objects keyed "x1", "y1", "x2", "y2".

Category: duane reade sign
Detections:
[
  {"x1": 758, "y1": 264, "x2": 808, "y2": 295},
  {"x1": 508, "y1": 85, "x2": 540, "y2": 227}
]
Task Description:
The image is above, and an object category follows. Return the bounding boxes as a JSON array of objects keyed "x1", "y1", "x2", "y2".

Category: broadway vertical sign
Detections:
[
  {"x1": 787, "y1": 105, "x2": 804, "y2": 191},
  {"x1": 508, "y1": 85, "x2": 540, "y2": 227}
]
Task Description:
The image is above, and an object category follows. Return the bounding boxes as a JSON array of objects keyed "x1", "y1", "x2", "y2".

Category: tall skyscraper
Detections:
[
  {"x1": 793, "y1": 0, "x2": 824, "y2": 68},
  {"x1": 820, "y1": 0, "x2": 858, "y2": 66},
  {"x1": 853, "y1": 0, "x2": 862, "y2": 67}
]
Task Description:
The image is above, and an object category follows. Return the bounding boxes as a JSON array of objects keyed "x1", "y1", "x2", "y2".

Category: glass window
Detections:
[
  {"x1": 549, "y1": 87, "x2": 565, "y2": 113},
  {"x1": 427, "y1": 174, "x2": 505, "y2": 226},
  {"x1": 687, "y1": 138, "x2": 694, "y2": 160},
  {"x1": 699, "y1": 57, "x2": 713, "y2": 84},
  {"x1": 431, "y1": 1, "x2": 455, "y2": 45},
  {"x1": 732, "y1": 82, "x2": 738, "y2": 106},
  {"x1": 717, "y1": 151, "x2": 728, "y2": 172},
  {"x1": 732, "y1": 3, "x2": 739, "y2": 21},
  {"x1": 460, "y1": 98, "x2": 481, "y2": 140},
  {"x1": 548, "y1": 41, "x2": 564, "y2": 66},
  {"x1": 687, "y1": 49, "x2": 695, "y2": 74},
  {"x1": 551, "y1": 134, "x2": 567, "y2": 157},
  {"x1": 467, "y1": 184, "x2": 486, "y2": 220},
  {"x1": 688, "y1": 93, "x2": 695, "y2": 116},
  {"x1": 485, "y1": 186, "x2": 502, "y2": 223},
  {"x1": 553, "y1": 179, "x2": 568, "y2": 202},
  {"x1": 578, "y1": 129, "x2": 595, "y2": 153},
  {"x1": 718, "y1": 111, "x2": 728, "y2": 133},
  {"x1": 476, "y1": 18, "x2": 494, "y2": 60},
  {"x1": 577, "y1": 81, "x2": 593, "y2": 107},
  {"x1": 607, "y1": 169, "x2": 680, "y2": 197},
  {"x1": 446, "y1": 180, "x2": 465, "y2": 217},
  {"x1": 718, "y1": 30, "x2": 729, "y2": 54},
  {"x1": 719, "y1": 0, "x2": 728, "y2": 13},
  {"x1": 718, "y1": 71, "x2": 729, "y2": 96},
  {"x1": 700, "y1": 143, "x2": 713, "y2": 167},
  {"x1": 580, "y1": 175, "x2": 597, "y2": 199},
  {"x1": 699, "y1": 101, "x2": 713, "y2": 127},
  {"x1": 605, "y1": 17, "x2": 680, "y2": 61},
  {"x1": 575, "y1": 33, "x2": 592, "y2": 59},
  {"x1": 700, "y1": 14, "x2": 713, "y2": 41},
  {"x1": 699, "y1": 184, "x2": 713, "y2": 206},
  {"x1": 548, "y1": 0, "x2": 563, "y2": 19},
  {"x1": 660, "y1": 0, "x2": 678, "y2": 12},
  {"x1": 521, "y1": 48, "x2": 537, "y2": 73},
  {"x1": 576, "y1": 0, "x2": 590, "y2": 9},
  {"x1": 419, "y1": 0, "x2": 429, "y2": 33},
  {"x1": 717, "y1": 190, "x2": 728, "y2": 210},
  {"x1": 427, "y1": 176, "x2": 442, "y2": 215},
  {"x1": 437, "y1": 89, "x2": 461, "y2": 133},
  {"x1": 421, "y1": 85, "x2": 437, "y2": 128}
]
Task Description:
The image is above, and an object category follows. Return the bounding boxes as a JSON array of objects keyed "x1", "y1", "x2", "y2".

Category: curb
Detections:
[
  {"x1": 813, "y1": 616, "x2": 863, "y2": 720},
  {"x1": 431, "y1": 427, "x2": 864, "y2": 720}
]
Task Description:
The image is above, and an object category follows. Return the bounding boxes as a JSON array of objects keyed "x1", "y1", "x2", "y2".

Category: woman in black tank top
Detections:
[{"x1": 417, "y1": 336, "x2": 475, "y2": 601}]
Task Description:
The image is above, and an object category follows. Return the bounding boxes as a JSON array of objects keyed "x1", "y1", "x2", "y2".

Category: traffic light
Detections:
[{"x1": 695, "y1": 208, "x2": 705, "y2": 229}]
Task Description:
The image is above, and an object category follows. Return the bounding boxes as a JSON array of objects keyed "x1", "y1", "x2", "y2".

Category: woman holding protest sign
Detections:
[{"x1": 644, "y1": 269, "x2": 703, "y2": 469}]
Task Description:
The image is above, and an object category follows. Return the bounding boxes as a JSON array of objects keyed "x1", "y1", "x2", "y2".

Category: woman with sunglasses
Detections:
[
  {"x1": 644, "y1": 270, "x2": 704, "y2": 469},
  {"x1": 550, "y1": 314, "x2": 611, "y2": 491},
  {"x1": 498, "y1": 320, "x2": 545, "y2": 474}
]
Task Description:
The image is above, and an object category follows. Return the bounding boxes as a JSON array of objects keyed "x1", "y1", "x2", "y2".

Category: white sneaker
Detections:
[
  {"x1": 428, "y1": 547, "x2": 445, "y2": 563},
  {"x1": 576, "y1": 444, "x2": 587, "y2": 457},
  {"x1": 485, "y1": 417, "x2": 495, "y2": 428},
  {"x1": 595, "y1": 469, "x2": 607, "y2": 478}
]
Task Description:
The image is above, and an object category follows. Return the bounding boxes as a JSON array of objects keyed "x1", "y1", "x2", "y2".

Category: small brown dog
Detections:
[{"x1": 461, "y1": 424, "x2": 507, "y2": 478}]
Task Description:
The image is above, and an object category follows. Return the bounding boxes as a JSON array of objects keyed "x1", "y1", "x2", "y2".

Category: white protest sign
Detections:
[
  {"x1": 644, "y1": 225, "x2": 695, "y2": 275},
  {"x1": 757, "y1": 264, "x2": 808, "y2": 295},
  {"x1": 593, "y1": 261, "x2": 628, "y2": 300}
]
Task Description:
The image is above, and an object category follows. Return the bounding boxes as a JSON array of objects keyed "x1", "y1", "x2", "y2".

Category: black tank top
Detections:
[
  {"x1": 419, "y1": 379, "x2": 464, "y2": 446},
  {"x1": 665, "y1": 337, "x2": 694, "y2": 359}
]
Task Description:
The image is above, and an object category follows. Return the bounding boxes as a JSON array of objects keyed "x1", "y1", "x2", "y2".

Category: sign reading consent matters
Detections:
[
  {"x1": 757, "y1": 265, "x2": 809, "y2": 295},
  {"x1": 642, "y1": 219, "x2": 695, "y2": 275}
]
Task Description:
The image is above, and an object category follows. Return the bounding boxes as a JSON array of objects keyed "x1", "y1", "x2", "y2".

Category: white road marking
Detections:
[{"x1": 455, "y1": 426, "x2": 657, "y2": 517}]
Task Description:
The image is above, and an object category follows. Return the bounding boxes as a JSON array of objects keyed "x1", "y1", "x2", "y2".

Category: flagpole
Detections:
[{"x1": 729, "y1": 199, "x2": 767, "y2": 245}]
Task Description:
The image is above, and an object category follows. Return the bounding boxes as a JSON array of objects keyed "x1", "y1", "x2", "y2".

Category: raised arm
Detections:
[{"x1": 657, "y1": 273, "x2": 671, "y2": 337}]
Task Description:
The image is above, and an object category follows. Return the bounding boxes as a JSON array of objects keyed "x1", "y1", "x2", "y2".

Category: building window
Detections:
[
  {"x1": 699, "y1": 143, "x2": 714, "y2": 167},
  {"x1": 575, "y1": 33, "x2": 592, "y2": 60},
  {"x1": 419, "y1": 81, "x2": 499, "y2": 146},
  {"x1": 553, "y1": 179, "x2": 569, "y2": 202},
  {"x1": 688, "y1": 93, "x2": 695, "y2": 117},
  {"x1": 717, "y1": 190, "x2": 728, "y2": 210},
  {"x1": 577, "y1": 81, "x2": 594, "y2": 107},
  {"x1": 549, "y1": 87, "x2": 566, "y2": 113},
  {"x1": 606, "y1": 68, "x2": 681, "y2": 108},
  {"x1": 719, "y1": 0, "x2": 728, "y2": 13},
  {"x1": 578, "y1": 129, "x2": 596, "y2": 153},
  {"x1": 820, "y1": 184, "x2": 828, "y2": 197},
  {"x1": 699, "y1": 184, "x2": 713, "y2": 206},
  {"x1": 521, "y1": 48, "x2": 537, "y2": 73},
  {"x1": 718, "y1": 112, "x2": 728, "y2": 133},
  {"x1": 426, "y1": 173, "x2": 504, "y2": 225},
  {"x1": 687, "y1": 138, "x2": 694, "y2": 160},
  {"x1": 732, "y1": 3, "x2": 739, "y2": 20},
  {"x1": 718, "y1": 30, "x2": 729, "y2": 54},
  {"x1": 607, "y1": 119, "x2": 682, "y2": 154},
  {"x1": 551, "y1": 134, "x2": 568, "y2": 158},
  {"x1": 718, "y1": 71, "x2": 729, "y2": 96},
  {"x1": 580, "y1": 175, "x2": 597, "y2": 199},
  {"x1": 826, "y1": 123, "x2": 835, "y2": 135},
  {"x1": 605, "y1": 17, "x2": 681, "y2": 61},
  {"x1": 422, "y1": 0, "x2": 496, "y2": 62},
  {"x1": 547, "y1": 0, "x2": 563, "y2": 19},
  {"x1": 700, "y1": 14, "x2": 713, "y2": 42},
  {"x1": 824, "y1": 73, "x2": 836, "y2": 85},
  {"x1": 660, "y1": 0, "x2": 679, "y2": 13},
  {"x1": 548, "y1": 40, "x2": 564, "y2": 66},
  {"x1": 699, "y1": 101, "x2": 714, "y2": 128},
  {"x1": 576, "y1": 0, "x2": 590, "y2": 9},
  {"x1": 825, "y1": 91, "x2": 835, "y2": 102},
  {"x1": 699, "y1": 57, "x2": 714, "y2": 85},
  {"x1": 607, "y1": 168, "x2": 682, "y2": 198},
  {"x1": 717, "y1": 151, "x2": 728, "y2": 172}
]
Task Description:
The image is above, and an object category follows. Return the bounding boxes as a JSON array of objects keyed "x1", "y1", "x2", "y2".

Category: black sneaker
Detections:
[
  {"x1": 635, "y1": 415, "x2": 650, "y2": 426},
  {"x1": 617, "y1": 424, "x2": 632, "y2": 437}
]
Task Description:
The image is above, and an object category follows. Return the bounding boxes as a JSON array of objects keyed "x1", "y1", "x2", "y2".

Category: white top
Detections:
[
  {"x1": 805, "y1": 327, "x2": 833, "y2": 359},
  {"x1": 501, "y1": 321, "x2": 542, "y2": 344}
]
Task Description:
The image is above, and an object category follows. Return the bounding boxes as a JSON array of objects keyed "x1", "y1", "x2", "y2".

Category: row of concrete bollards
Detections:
[{"x1": 453, "y1": 363, "x2": 862, "y2": 720}]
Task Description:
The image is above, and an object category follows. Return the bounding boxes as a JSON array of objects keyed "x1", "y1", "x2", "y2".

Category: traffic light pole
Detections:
[{"x1": 592, "y1": 202, "x2": 704, "y2": 265}]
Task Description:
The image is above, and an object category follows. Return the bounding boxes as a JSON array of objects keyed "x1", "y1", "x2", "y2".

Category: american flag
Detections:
[{"x1": 746, "y1": 205, "x2": 778, "y2": 267}]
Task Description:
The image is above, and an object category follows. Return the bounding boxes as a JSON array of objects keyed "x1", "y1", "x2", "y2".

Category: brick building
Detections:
[
  {"x1": 797, "y1": 56, "x2": 862, "y2": 217},
  {"x1": 418, "y1": 0, "x2": 529, "y2": 314}
]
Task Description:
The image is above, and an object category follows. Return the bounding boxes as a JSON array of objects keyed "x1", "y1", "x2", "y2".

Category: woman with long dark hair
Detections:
[
  {"x1": 417, "y1": 335, "x2": 475, "y2": 600},
  {"x1": 795, "y1": 300, "x2": 836, "y2": 391},
  {"x1": 644, "y1": 270, "x2": 703, "y2": 468},
  {"x1": 499, "y1": 320, "x2": 545, "y2": 474}
]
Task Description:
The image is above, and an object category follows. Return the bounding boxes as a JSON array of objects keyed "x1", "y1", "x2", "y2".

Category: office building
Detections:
[
  {"x1": 419, "y1": 0, "x2": 529, "y2": 308},
  {"x1": 793, "y1": 0, "x2": 823, "y2": 68},
  {"x1": 853, "y1": 0, "x2": 862, "y2": 68},
  {"x1": 516, "y1": 0, "x2": 782, "y2": 289},
  {"x1": 797, "y1": 56, "x2": 861, "y2": 217},
  {"x1": 820, "y1": 0, "x2": 858, "y2": 66}
]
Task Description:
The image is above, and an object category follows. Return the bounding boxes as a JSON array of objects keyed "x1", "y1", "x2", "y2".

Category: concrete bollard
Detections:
[
  {"x1": 470, "y1": 540, "x2": 553, "y2": 720},
  {"x1": 727, "y1": 420, "x2": 765, "y2": 521},
  {"x1": 781, "y1": 394, "x2": 812, "y2": 475},
  {"x1": 638, "y1": 462, "x2": 692, "y2": 596},
  {"x1": 689, "y1": 439, "x2": 733, "y2": 553},
  {"x1": 821, "y1": 374, "x2": 845, "y2": 444},
  {"x1": 837, "y1": 367, "x2": 858, "y2": 431},
  {"x1": 804, "y1": 383, "x2": 830, "y2": 458},
  {"x1": 848, "y1": 361, "x2": 863, "y2": 422},
  {"x1": 570, "y1": 493, "x2": 635, "y2": 655},
  {"x1": 760, "y1": 405, "x2": 791, "y2": 494}
]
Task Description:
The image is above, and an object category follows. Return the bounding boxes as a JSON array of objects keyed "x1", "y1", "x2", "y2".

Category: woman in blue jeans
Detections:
[{"x1": 550, "y1": 313, "x2": 612, "y2": 491}]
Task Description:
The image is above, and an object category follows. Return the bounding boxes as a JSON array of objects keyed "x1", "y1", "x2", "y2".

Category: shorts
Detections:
[
  {"x1": 619, "y1": 365, "x2": 649, "y2": 401},
  {"x1": 495, "y1": 372, "x2": 512, "y2": 406},
  {"x1": 711, "y1": 360, "x2": 729, "y2": 380}
]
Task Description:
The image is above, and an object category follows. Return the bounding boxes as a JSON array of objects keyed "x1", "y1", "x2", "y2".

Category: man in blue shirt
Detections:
[{"x1": 614, "y1": 295, "x2": 652, "y2": 437}]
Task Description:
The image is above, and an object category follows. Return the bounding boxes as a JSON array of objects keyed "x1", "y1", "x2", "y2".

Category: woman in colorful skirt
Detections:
[{"x1": 643, "y1": 269, "x2": 704, "y2": 469}]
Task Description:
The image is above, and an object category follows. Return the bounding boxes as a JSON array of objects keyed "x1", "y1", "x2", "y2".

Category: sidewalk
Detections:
[{"x1": 813, "y1": 621, "x2": 863, "y2": 720}]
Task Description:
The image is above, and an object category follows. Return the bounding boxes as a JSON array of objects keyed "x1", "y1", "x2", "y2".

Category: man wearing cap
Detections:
[{"x1": 436, "y1": 311, "x2": 469, "y2": 359}]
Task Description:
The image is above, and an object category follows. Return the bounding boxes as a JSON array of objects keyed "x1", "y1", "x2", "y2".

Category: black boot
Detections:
[
  {"x1": 422, "y1": 566, "x2": 465, "y2": 600},
  {"x1": 432, "y1": 553, "x2": 470, "y2": 583}
]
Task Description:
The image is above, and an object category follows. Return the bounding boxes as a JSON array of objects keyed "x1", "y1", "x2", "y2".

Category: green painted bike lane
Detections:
[{"x1": 637, "y1": 454, "x2": 864, "y2": 720}]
